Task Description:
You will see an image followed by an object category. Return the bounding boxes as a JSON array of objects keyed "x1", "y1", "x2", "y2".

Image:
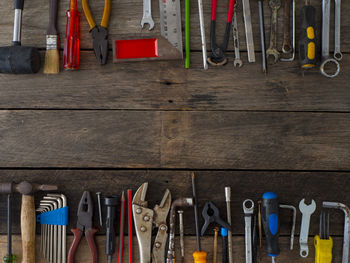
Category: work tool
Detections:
[
  {"x1": 201, "y1": 201, "x2": 232, "y2": 235},
  {"x1": 167, "y1": 198, "x2": 194, "y2": 263},
  {"x1": 207, "y1": 0, "x2": 235, "y2": 66},
  {"x1": 37, "y1": 204, "x2": 51, "y2": 261},
  {"x1": 243, "y1": 199, "x2": 254, "y2": 263},
  {"x1": 105, "y1": 195, "x2": 118, "y2": 263},
  {"x1": 213, "y1": 227, "x2": 219, "y2": 263},
  {"x1": 127, "y1": 189, "x2": 133, "y2": 263},
  {"x1": 3, "y1": 193, "x2": 15, "y2": 263},
  {"x1": 191, "y1": 173, "x2": 207, "y2": 263},
  {"x1": 252, "y1": 215, "x2": 258, "y2": 263},
  {"x1": 258, "y1": 201, "x2": 262, "y2": 249},
  {"x1": 320, "y1": 0, "x2": 340, "y2": 78},
  {"x1": 232, "y1": 9, "x2": 242, "y2": 67},
  {"x1": 178, "y1": 210, "x2": 185, "y2": 263},
  {"x1": 44, "y1": 0, "x2": 60, "y2": 74},
  {"x1": 225, "y1": 187, "x2": 233, "y2": 263},
  {"x1": 0, "y1": 182, "x2": 57, "y2": 263},
  {"x1": 141, "y1": 0, "x2": 154, "y2": 30},
  {"x1": 298, "y1": 0, "x2": 316, "y2": 69},
  {"x1": 242, "y1": 0, "x2": 255, "y2": 62},
  {"x1": 133, "y1": 183, "x2": 171, "y2": 263},
  {"x1": 280, "y1": 0, "x2": 295, "y2": 62},
  {"x1": 185, "y1": 0, "x2": 190, "y2": 68},
  {"x1": 257, "y1": 0, "x2": 267, "y2": 73},
  {"x1": 221, "y1": 228, "x2": 228, "y2": 263},
  {"x1": 0, "y1": 0, "x2": 41, "y2": 74},
  {"x1": 314, "y1": 211, "x2": 333, "y2": 263},
  {"x1": 40, "y1": 199, "x2": 57, "y2": 263},
  {"x1": 262, "y1": 192, "x2": 280, "y2": 263},
  {"x1": 68, "y1": 191, "x2": 98, "y2": 263},
  {"x1": 96, "y1": 192, "x2": 103, "y2": 227},
  {"x1": 63, "y1": 0, "x2": 80, "y2": 70},
  {"x1": 266, "y1": 0, "x2": 281, "y2": 64},
  {"x1": 334, "y1": 0, "x2": 342, "y2": 61},
  {"x1": 279, "y1": 204, "x2": 296, "y2": 250},
  {"x1": 299, "y1": 198, "x2": 316, "y2": 258},
  {"x1": 82, "y1": 0, "x2": 111, "y2": 65},
  {"x1": 323, "y1": 202, "x2": 350, "y2": 263},
  {"x1": 281, "y1": 0, "x2": 291, "y2": 54},
  {"x1": 118, "y1": 192, "x2": 126, "y2": 263},
  {"x1": 39, "y1": 201, "x2": 54, "y2": 262},
  {"x1": 197, "y1": 0, "x2": 208, "y2": 69}
]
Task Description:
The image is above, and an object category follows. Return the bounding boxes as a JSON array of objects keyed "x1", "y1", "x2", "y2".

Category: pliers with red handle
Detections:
[{"x1": 68, "y1": 191, "x2": 98, "y2": 263}]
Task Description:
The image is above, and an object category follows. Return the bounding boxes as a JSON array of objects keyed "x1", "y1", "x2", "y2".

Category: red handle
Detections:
[
  {"x1": 68, "y1": 228, "x2": 83, "y2": 263},
  {"x1": 63, "y1": 8, "x2": 80, "y2": 70},
  {"x1": 85, "y1": 228, "x2": 99, "y2": 263}
]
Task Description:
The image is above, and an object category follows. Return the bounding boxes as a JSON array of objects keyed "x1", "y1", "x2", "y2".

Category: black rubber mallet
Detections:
[{"x1": 0, "y1": 0, "x2": 41, "y2": 74}]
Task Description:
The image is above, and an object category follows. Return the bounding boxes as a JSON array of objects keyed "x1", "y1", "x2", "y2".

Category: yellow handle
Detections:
[
  {"x1": 82, "y1": 0, "x2": 96, "y2": 30},
  {"x1": 82, "y1": 0, "x2": 111, "y2": 30},
  {"x1": 315, "y1": 235, "x2": 333, "y2": 263},
  {"x1": 21, "y1": 195, "x2": 36, "y2": 263},
  {"x1": 193, "y1": 251, "x2": 207, "y2": 263},
  {"x1": 101, "y1": 0, "x2": 111, "y2": 29}
]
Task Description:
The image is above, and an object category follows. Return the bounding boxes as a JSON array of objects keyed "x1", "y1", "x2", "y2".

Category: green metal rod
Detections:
[{"x1": 185, "y1": 0, "x2": 190, "y2": 68}]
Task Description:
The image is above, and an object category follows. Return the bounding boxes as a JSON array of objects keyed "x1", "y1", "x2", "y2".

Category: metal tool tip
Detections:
[{"x1": 225, "y1": 187, "x2": 231, "y2": 201}]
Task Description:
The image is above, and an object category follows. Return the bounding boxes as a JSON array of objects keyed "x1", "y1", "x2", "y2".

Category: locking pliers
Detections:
[{"x1": 132, "y1": 183, "x2": 171, "y2": 263}]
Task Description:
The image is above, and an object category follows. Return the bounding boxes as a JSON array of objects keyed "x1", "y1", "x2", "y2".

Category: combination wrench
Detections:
[
  {"x1": 266, "y1": 0, "x2": 281, "y2": 64},
  {"x1": 299, "y1": 199, "x2": 316, "y2": 258},
  {"x1": 242, "y1": 0, "x2": 255, "y2": 62},
  {"x1": 282, "y1": 0, "x2": 292, "y2": 54},
  {"x1": 334, "y1": 0, "x2": 342, "y2": 61},
  {"x1": 243, "y1": 199, "x2": 254, "y2": 263},
  {"x1": 281, "y1": 0, "x2": 295, "y2": 62},
  {"x1": 232, "y1": 10, "x2": 242, "y2": 67},
  {"x1": 320, "y1": 0, "x2": 340, "y2": 78},
  {"x1": 141, "y1": 0, "x2": 154, "y2": 30}
]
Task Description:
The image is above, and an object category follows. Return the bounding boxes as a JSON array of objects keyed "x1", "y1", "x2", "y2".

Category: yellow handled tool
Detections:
[{"x1": 314, "y1": 212, "x2": 333, "y2": 263}]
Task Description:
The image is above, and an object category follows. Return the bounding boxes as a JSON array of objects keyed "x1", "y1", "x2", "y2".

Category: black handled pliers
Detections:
[{"x1": 82, "y1": 0, "x2": 111, "y2": 65}]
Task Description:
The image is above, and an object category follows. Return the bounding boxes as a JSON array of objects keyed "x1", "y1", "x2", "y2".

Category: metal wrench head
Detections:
[
  {"x1": 133, "y1": 182, "x2": 149, "y2": 207},
  {"x1": 299, "y1": 199, "x2": 316, "y2": 214},
  {"x1": 153, "y1": 189, "x2": 171, "y2": 227},
  {"x1": 243, "y1": 199, "x2": 255, "y2": 215},
  {"x1": 141, "y1": 17, "x2": 155, "y2": 30},
  {"x1": 266, "y1": 48, "x2": 280, "y2": 64},
  {"x1": 234, "y1": 59, "x2": 243, "y2": 67}
]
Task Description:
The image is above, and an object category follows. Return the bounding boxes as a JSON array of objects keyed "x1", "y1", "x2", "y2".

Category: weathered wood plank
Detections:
[
  {"x1": 0, "y1": 52, "x2": 349, "y2": 111},
  {"x1": 0, "y1": 170, "x2": 349, "y2": 235},
  {"x1": 0, "y1": 0, "x2": 349, "y2": 53},
  {"x1": 0, "y1": 111, "x2": 349, "y2": 169},
  {"x1": 0, "y1": 235, "x2": 345, "y2": 263}
]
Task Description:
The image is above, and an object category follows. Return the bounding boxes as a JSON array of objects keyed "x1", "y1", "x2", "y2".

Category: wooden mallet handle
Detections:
[{"x1": 21, "y1": 194, "x2": 36, "y2": 263}]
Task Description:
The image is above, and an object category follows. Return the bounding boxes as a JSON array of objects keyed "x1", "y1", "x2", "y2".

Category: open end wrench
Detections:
[
  {"x1": 299, "y1": 199, "x2": 316, "y2": 258},
  {"x1": 232, "y1": 11, "x2": 242, "y2": 67},
  {"x1": 266, "y1": 0, "x2": 281, "y2": 64},
  {"x1": 141, "y1": 0, "x2": 154, "y2": 30},
  {"x1": 334, "y1": 0, "x2": 342, "y2": 61},
  {"x1": 243, "y1": 199, "x2": 254, "y2": 263}
]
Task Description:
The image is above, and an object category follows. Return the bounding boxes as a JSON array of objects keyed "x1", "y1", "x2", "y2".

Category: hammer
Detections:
[
  {"x1": 0, "y1": 0, "x2": 41, "y2": 74},
  {"x1": 0, "y1": 181, "x2": 57, "y2": 263}
]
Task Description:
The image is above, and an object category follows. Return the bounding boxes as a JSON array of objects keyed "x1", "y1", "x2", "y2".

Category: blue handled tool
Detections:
[{"x1": 262, "y1": 192, "x2": 280, "y2": 263}]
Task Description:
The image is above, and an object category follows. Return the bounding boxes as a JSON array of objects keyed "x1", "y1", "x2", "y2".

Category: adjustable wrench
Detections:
[
  {"x1": 232, "y1": 11, "x2": 242, "y2": 67},
  {"x1": 266, "y1": 0, "x2": 281, "y2": 64},
  {"x1": 320, "y1": 0, "x2": 340, "y2": 78},
  {"x1": 242, "y1": 0, "x2": 255, "y2": 62},
  {"x1": 243, "y1": 199, "x2": 254, "y2": 263},
  {"x1": 141, "y1": 0, "x2": 154, "y2": 30},
  {"x1": 334, "y1": 0, "x2": 342, "y2": 61},
  {"x1": 299, "y1": 199, "x2": 316, "y2": 258}
]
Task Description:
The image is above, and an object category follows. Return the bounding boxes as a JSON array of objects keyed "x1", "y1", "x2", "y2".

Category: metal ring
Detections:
[
  {"x1": 207, "y1": 56, "x2": 228, "y2": 66},
  {"x1": 320, "y1": 58, "x2": 340, "y2": 78},
  {"x1": 334, "y1": 52, "x2": 343, "y2": 61}
]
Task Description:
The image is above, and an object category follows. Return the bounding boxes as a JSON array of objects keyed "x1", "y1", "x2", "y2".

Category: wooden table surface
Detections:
[{"x1": 0, "y1": 0, "x2": 349, "y2": 261}]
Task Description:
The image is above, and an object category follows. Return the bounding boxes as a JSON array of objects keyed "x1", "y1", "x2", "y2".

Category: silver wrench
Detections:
[
  {"x1": 334, "y1": 0, "x2": 342, "y2": 61},
  {"x1": 243, "y1": 199, "x2": 254, "y2": 263},
  {"x1": 266, "y1": 0, "x2": 281, "y2": 64},
  {"x1": 299, "y1": 199, "x2": 316, "y2": 258},
  {"x1": 198, "y1": 0, "x2": 208, "y2": 69},
  {"x1": 320, "y1": 0, "x2": 340, "y2": 78},
  {"x1": 323, "y1": 202, "x2": 350, "y2": 263},
  {"x1": 141, "y1": 0, "x2": 154, "y2": 30},
  {"x1": 232, "y1": 11, "x2": 242, "y2": 67},
  {"x1": 242, "y1": 0, "x2": 255, "y2": 62}
]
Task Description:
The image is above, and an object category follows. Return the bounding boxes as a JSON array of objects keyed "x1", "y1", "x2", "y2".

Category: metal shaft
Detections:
[
  {"x1": 213, "y1": 228, "x2": 219, "y2": 263},
  {"x1": 257, "y1": 0, "x2": 266, "y2": 73},
  {"x1": 191, "y1": 173, "x2": 201, "y2": 251},
  {"x1": 178, "y1": 210, "x2": 185, "y2": 261},
  {"x1": 97, "y1": 192, "x2": 103, "y2": 227},
  {"x1": 197, "y1": 0, "x2": 208, "y2": 69},
  {"x1": 225, "y1": 187, "x2": 233, "y2": 263}
]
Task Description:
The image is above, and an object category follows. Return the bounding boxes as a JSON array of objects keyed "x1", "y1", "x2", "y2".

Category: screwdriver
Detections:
[
  {"x1": 262, "y1": 192, "x2": 280, "y2": 263},
  {"x1": 192, "y1": 173, "x2": 207, "y2": 263},
  {"x1": 221, "y1": 228, "x2": 228, "y2": 263},
  {"x1": 298, "y1": 0, "x2": 316, "y2": 69},
  {"x1": 314, "y1": 212, "x2": 333, "y2": 263},
  {"x1": 63, "y1": 0, "x2": 80, "y2": 70},
  {"x1": 105, "y1": 195, "x2": 118, "y2": 263}
]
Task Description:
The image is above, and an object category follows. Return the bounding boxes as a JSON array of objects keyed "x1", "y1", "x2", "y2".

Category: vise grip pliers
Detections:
[{"x1": 132, "y1": 182, "x2": 171, "y2": 263}]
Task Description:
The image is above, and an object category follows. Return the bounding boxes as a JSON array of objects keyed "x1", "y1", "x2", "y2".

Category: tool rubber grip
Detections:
[
  {"x1": 14, "y1": 0, "x2": 24, "y2": 10},
  {"x1": 85, "y1": 228, "x2": 99, "y2": 263},
  {"x1": 21, "y1": 194, "x2": 36, "y2": 263},
  {"x1": 68, "y1": 228, "x2": 84, "y2": 263},
  {"x1": 314, "y1": 235, "x2": 333, "y2": 263},
  {"x1": 262, "y1": 192, "x2": 280, "y2": 257},
  {"x1": 193, "y1": 251, "x2": 207, "y2": 263},
  {"x1": 298, "y1": 5, "x2": 316, "y2": 68}
]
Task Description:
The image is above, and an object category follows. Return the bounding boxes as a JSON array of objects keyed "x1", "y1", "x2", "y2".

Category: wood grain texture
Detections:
[
  {"x1": 0, "y1": 52, "x2": 349, "y2": 111},
  {"x1": 0, "y1": 170, "x2": 350, "y2": 235},
  {"x1": 0, "y1": 110, "x2": 349, "y2": 169},
  {"x1": 0, "y1": 0, "x2": 349, "y2": 52},
  {"x1": 0, "y1": 235, "x2": 346, "y2": 263}
]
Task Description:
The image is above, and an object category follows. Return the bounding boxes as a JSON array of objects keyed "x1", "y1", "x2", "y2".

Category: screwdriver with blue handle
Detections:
[{"x1": 262, "y1": 192, "x2": 280, "y2": 263}]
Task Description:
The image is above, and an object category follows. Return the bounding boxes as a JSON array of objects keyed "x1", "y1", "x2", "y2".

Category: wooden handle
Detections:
[
  {"x1": 47, "y1": 0, "x2": 59, "y2": 35},
  {"x1": 21, "y1": 194, "x2": 36, "y2": 263}
]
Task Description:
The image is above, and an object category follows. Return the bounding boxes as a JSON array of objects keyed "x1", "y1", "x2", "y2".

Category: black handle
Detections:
[
  {"x1": 14, "y1": 0, "x2": 24, "y2": 10},
  {"x1": 105, "y1": 196, "x2": 118, "y2": 256},
  {"x1": 221, "y1": 228, "x2": 228, "y2": 263},
  {"x1": 47, "y1": 0, "x2": 59, "y2": 35}
]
